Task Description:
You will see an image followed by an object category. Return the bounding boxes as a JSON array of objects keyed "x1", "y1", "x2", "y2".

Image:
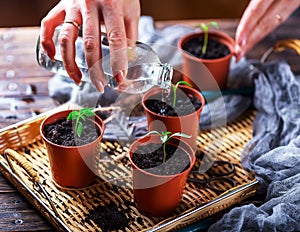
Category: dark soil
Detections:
[
  {"x1": 85, "y1": 203, "x2": 129, "y2": 232},
  {"x1": 43, "y1": 118, "x2": 100, "y2": 146},
  {"x1": 132, "y1": 143, "x2": 190, "y2": 175},
  {"x1": 182, "y1": 37, "x2": 230, "y2": 59},
  {"x1": 144, "y1": 91, "x2": 202, "y2": 116}
]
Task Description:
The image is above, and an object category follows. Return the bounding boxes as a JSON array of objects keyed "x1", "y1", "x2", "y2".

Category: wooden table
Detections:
[{"x1": 0, "y1": 15, "x2": 299, "y2": 231}]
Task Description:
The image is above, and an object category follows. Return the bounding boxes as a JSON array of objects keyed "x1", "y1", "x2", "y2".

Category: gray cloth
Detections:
[{"x1": 208, "y1": 61, "x2": 300, "y2": 232}]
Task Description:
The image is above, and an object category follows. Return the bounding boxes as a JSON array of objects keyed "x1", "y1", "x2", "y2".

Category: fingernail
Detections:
[
  {"x1": 234, "y1": 45, "x2": 240, "y2": 61},
  {"x1": 95, "y1": 81, "x2": 104, "y2": 93},
  {"x1": 235, "y1": 43, "x2": 242, "y2": 54},
  {"x1": 241, "y1": 37, "x2": 247, "y2": 47},
  {"x1": 235, "y1": 42, "x2": 245, "y2": 62},
  {"x1": 237, "y1": 35, "x2": 246, "y2": 46},
  {"x1": 236, "y1": 52, "x2": 244, "y2": 63},
  {"x1": 72, "y1": 72, "x2": 81, "y2": 85},
  {"x1": 47, "y1": 50, "x2": 55, "y2": 61},
  {"x1": 116, "y1": 70, "x2": 127, "y2": 83}
]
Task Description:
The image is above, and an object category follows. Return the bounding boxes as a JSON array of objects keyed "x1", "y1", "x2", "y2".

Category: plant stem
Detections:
[
  {"x1": 202, "y1": 32, "x2": 208, "y2": 55},
  {"x1": 172, "y1": 87, "x2": 177, "y2": 107},
  {"x1": 163, "y1": 143, "x2": 167, "y2": 163}
]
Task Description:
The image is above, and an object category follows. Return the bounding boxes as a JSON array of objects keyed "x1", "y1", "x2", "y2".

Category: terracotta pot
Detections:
[
  {"x1": 178, "y1": 31, "x2": 235, "y2": 91},
  {"x1": 128, "y1": 134, "x2": 196, "y2": 217},
  {"x1": 142, "y1": 85, "x2": 205, "y2": 150},
  {"x1": 40, "y1": 110, "x2": 105, "y2": 188}
]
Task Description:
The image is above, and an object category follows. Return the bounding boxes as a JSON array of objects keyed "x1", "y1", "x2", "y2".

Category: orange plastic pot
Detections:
[
  {"x1": 178, "y1": 31, "x2": 235, "y2": 91},
  {"x1": 142, "y1": 85, "x2": 205, "y2": 151},
  {"x1": 128, "y1": 134, "x2": 196, "y2": 217},
  {"x1": 40, "y1": 110, "x2": 105, "y2": 188}
]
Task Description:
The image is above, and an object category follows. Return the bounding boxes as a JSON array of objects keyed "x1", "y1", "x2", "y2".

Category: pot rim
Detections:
[
  {"x1": 128, "y1": 134, "x2": 196, "y2": 178},
  {"x1": 40, "y1": 109, "x2": 105, "y2": 148},
  {"x1": 142, "y1": 85, "x2": 205, "y2": 119},
  {"x1": 178, "y1": 30, "x2": 235, "y2": 63}
]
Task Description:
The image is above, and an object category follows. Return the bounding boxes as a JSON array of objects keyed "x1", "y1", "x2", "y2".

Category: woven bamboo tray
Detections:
[{"x1": 0, "y1": 108, "x2": 258, "y2": 232}]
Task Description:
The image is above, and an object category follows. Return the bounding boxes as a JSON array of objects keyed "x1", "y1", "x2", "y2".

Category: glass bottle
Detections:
[{"x1": 36, "y1": 26, "x2": 173, "y2": 94}]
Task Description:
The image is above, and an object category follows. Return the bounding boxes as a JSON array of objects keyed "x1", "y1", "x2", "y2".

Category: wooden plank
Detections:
[
  {"x1": 0, "y1": 174, "x2": 16, "y2": 192},
  {"x1": 0, "y1": 193, "x2": 53, "y2": 231}
]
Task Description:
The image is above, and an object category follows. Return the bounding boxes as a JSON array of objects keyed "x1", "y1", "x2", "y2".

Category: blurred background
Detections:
[{"x1": 0, "y1": 0, "x2": 250, "y2": 27}]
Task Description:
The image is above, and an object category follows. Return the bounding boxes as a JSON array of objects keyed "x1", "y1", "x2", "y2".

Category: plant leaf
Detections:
[
  {"x1": 145, "y1": 131, "x2": 161, "y2": 137},
  {"x1": 209, "y1": 21, "x2": 219, "y2": 29},
  {"x1": 78, "y1": 115, "x2": 86, "y2": 122},
  {"x1": 176, "y1": 80, "x2": 192, "y2": 87},
  {"x1": 81, "y1": 108, "x2": 95, "y2": 117},
  {"x1": 67, "y1": 111, "x2": 79, "y2": 120},
  {"x1": 200, "y1": 23, "x2": 208, "y2": 32},
  {"x1": 170, "y1": 132, "x2": 192, "y2": 139}
]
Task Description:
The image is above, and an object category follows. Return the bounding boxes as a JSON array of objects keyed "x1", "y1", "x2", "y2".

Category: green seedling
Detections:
[
  {"x1": 196, "y1": 21, "x2": 219, "y2": 55},
  {"x1": 146, "y1": 131, "x2": 191, "y2": 163},
  {"x1": 172, "y1": 80, "x2": 192, "y2": 107},
  {"x1": 67, "y1": 108, "x2": 95, "y2": 137}
]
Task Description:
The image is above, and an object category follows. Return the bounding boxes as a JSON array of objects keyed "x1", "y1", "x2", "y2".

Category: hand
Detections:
[
  {"x1": 235, "y1": 0, "x2": 300, "y2": 61},
  {"x1": 40, "y1": 0, "x2": 140, "y2": 92}
]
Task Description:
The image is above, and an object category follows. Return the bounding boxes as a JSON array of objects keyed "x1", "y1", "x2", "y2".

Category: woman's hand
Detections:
[
  {"x1": 40, "y1": 0, "x2": 140, "y2": 92},
  {"x1": 235, "y1": 0, "x2": 300, "y2": 61}
]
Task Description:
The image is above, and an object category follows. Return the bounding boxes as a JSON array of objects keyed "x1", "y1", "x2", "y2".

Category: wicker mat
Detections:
[{"x1": 0, "y1": 110, "x2": 258, "y2": 232}]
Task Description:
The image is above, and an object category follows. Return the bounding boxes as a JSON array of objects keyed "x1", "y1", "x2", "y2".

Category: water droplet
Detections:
[
  {"x1": 1, "y1": 32, "x2": 13, "y2": 41},
  {"x1": 5, "y1": 55, "x2": 14, "y2": 64},
  {"x1": 14, "y1": 219, "x2": 23, "y2": 225},
  {"x1": 8, "y1": 82, "x2": 18, "y2": 91},
  {"x1": 4, "y1": 44, "x2": 14, "y2": 50},
  {"x1": 6, "y1": 70, "x2": 15, "y2": 78}
]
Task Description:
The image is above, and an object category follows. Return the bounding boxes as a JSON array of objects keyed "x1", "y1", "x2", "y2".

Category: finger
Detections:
[
  {"x1": 81, "y1": 2, "x2": 104, "y2": 92},
  {"x1": 59, "y1": 8, "x2": 82, "y2": 85},
  {"x1": 123, "y1": 0, "x2": 140, "y2": 43},
  {"x1": 40, "y1": 2, "x2": 66, "y2": 60},
  {"x1": 239, "y1": 0, "x2": 300, "y2": 60},
  {"x1": 102, "y1": 2, "x2": 128, "y2": 81},
  {"x1": 124, "y1": 17, "x2": 139, "y2": 47}
]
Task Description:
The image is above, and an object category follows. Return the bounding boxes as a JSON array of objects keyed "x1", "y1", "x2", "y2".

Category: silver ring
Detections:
[{"x1": 63, "y1": 20, "x2": 80, "y2": 29}]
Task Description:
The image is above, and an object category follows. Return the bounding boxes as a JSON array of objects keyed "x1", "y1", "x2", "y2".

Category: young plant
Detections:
[
  {"x1": 196, "y1": 21, "x2": 219, "y2": 55},
  {"x1": 67, "y1": 108, "x2": 95, "y2": 137},
  {"x1": 146, "y1": 131, "x2": 191, "y2": 163},
  {"x1": 172, "y1": 80, "x2": 192, "y2": 107}
]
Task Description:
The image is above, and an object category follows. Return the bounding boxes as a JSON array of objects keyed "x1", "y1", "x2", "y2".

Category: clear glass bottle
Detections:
[{"x1": 36, "y1": 26, "x2": 173, "y2": 94}]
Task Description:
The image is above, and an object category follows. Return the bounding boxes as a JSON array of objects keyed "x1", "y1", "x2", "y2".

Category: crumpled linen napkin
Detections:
[{"x1": 208, "y1": 61, "x2": 300, "y2": 232}]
